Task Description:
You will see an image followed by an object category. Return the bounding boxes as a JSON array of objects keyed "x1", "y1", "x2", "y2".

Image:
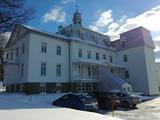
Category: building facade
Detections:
[{"x1": 4, "y1": 10, "x2": 160, "y2": 95}]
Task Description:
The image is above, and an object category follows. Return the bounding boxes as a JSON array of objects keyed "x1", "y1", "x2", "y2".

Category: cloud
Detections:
[
  {"x1": 89, "y1": 10, "x2": 113, "y2": 32},
  {"x1": 61, "y1": 0, "x2": 75, "y2": 4},
  {"x1": 42, "y1": 6, "x2": 66, "y2": 23},
  {"x1": 116, "y1": 5, "x2": 160, "y2": 34},
  {"x1": 89, "y1": 5, "x2": 160, "y2": 41},
  {"x1": 154, "y1": 35, "x2": 160, "y2": 41}
]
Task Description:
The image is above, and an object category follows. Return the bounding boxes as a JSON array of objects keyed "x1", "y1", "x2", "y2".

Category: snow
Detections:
[
  {"x1": 140, "y1": 95, "x2": 155, "y2": 101},
  {"x1": 0, "y1": 93, "x2": 122, "y2": 120}
]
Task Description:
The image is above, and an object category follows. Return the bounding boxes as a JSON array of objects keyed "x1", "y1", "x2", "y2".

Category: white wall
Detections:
[
  {"x1": 4, "y1": 34, "x2": 30, "y2": 84},
  {"x1": 27, "y1": 33, "x2": 69, "y2": 83},
  {"x1": 156, "y1": 62, "x2": 160, "y2": 88},
  {"x1": 4, "y1": 64, "x2": 19, "y2": 84},
  {"x1": 116, "y1": 46, "x2": 150, "y2": 94},
  {"x1": 144, "y1": 46, "x2": 160, "y2": 95},
  {"x1": 70, "y1": 40, "x2": 116, "y2": 81}
]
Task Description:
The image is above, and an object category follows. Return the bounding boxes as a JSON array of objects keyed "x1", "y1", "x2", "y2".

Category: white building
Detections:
[{"x1": 4, "y1": 9, "x2": 160, "y2": 95}]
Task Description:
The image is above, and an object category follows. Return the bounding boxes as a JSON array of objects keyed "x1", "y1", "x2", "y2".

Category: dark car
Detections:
[
  {"x1": 88, "y1": 92, "x2": 120, "y2": 110},
  {"x1": 52, "y1": 94, "x2": 98, "y2": 111},
  {"x1": 108, "y1": 92, "x2": 141, "y2": 108}
]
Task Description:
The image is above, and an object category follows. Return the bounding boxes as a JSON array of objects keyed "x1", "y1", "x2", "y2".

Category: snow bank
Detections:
[{"x1": 0, "y1": 93, "x2": 123, "y2": 120}]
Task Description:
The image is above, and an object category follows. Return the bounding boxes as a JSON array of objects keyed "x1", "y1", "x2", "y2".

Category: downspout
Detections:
[{"x1": 68, "y1": 39, "x2": 71, "y2": 91}]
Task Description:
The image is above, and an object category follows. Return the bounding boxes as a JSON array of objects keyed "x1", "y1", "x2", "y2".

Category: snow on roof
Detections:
[
  {"x1": 19, "y1": 24, "x2": 70, "y2": 40},
  {"x1": 16, "y1": 24, "x2": 117, "y2": 51}
]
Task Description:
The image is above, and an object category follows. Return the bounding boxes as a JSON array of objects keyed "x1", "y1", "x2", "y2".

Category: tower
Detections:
[{"x1": 72, "y1": 5, "x2": 82, "y2": 25}]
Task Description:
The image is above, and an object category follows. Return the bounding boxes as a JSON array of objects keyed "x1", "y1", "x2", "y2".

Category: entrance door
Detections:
[{"x1": 40, "y1": 83, "x2": 46, "y2": 94}]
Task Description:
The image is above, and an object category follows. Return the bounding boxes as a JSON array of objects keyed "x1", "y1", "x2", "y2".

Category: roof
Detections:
[
  {"x1": 19, "y1": 24, "x2": 70, "y2": 40},
  {"x1": 7, "y1": 23, "x2": 116, "y2": 51},
  {"x1": 6, "y1": 23, "x2": 71, "y2": 48},
  {"x1": 120, "y1": 26, "x2": 150, "y2": 35}
]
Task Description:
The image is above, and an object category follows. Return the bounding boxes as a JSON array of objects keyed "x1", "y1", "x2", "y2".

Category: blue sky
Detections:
[{"x1": 25, "y1": 0, "x2": 160, "y2": 43}]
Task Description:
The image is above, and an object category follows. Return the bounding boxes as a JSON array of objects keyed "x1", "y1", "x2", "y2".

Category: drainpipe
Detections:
[{"x1": 68, "y1": 40, "x2": 71, "y2": 90}]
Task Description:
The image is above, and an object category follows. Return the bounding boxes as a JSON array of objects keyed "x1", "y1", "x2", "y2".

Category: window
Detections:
[
  {"x1": 125, "y1": 71, "x2": 129, "y2": 78},
  {"x1": 110, "y1": 56, "x2": 112, "y2": 63},
  {"x1": 66, "y1": 31, "x2": 70, "y2": 37},
  {"x1": 103, "y1": 54, "x2": 106, "y2": 60},
  {"x1": 11, "y1": 52, "x2": 13, "y2": 59},
  {"x1": 78, "y1": 64, "x2": 83, "y2": 75},
  {"x1": 57, "y1": 64, "x2": 61, "y2": 77},
  {"x1": 87, "y1": 51, "x2": 91, "y2": 58},
  {"x1": 122, "y1": 41, "x2": 126, "y2": 48},
  {"x1": 21, "y1": 63, "x2": 24, "y2": 77},
  {"x1": 41, "y1": 42, "x2": 47, "y2": 53},
  {"x1": 79, "y1": 31, "x2": 84, "y2": 40},
  {"x1": 41, "y1": 62, "x2": 47, "y2": 76},
  {"x1": 103, "y1": 39, "x2": 110, "y2": 47},
  {"x1": 78, "y1": 49, "x2": 82, "y2": 58},
  {"x1": 110, "y1": 68, "x2": 113, "y2": 73},
  {"x1": 92, "y1": 65, "x2": 96, "y2": 75},
  {"x1": 127, "y1": 87, "x2": 130, "y2": 92},
  {"x1": 57, "y1": 46, "x2": 61, "y2": 55},
  {"x1": 88, "y1": 66, "x2": 91, "y2": 76},
  {"x1": 16, "y1": 48, "x2": 19, "y2": 57},
  {"x1": 6, "y1": 53, "x2": 9, "y2": 59},
  {"x1": 22, "y1": 44, "x2": 25, "y2": 54},
  {"x1": 123, "y1": 54, "x2": 128, "y2": 62},
  {"x1": 96, "y1": 53, "x2": 99, "y2": 60},
  {"x1": 91, "y1": 35, "x2": 98, "y2": 44}
]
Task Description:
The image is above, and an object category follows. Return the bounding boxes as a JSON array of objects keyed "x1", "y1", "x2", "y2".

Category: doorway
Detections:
[{"x1": 40, "y1": 83, "x2": 46, "y2": 93}]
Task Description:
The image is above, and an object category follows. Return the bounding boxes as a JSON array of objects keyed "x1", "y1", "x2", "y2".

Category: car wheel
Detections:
[
  {"x1": 132, "y1": 104, "x2": 137, "y2": 108},
  {"x1": 122, "y1": 101, "x2": 129, "y2": 108}
]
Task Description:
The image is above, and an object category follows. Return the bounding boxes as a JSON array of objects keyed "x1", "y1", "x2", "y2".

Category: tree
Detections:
[
  {"x1": 0, "y1": 33, "x2": 6, "y2": 82},
  {"x1": 0, "y1": 0, "x2": 35, "y2": 83},
  {"x1": 0, "y1": 0, "x2": 35, "y2": 32}
]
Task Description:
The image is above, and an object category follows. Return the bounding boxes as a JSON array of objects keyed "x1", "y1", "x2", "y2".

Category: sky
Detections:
[{"x1": 25, "y1": 0, "x2": 160, "y2": 59}]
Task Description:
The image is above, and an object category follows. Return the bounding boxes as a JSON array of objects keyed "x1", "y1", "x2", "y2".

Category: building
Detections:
[{"x1": 4, "y1": 9, "x2": 160, "y2": 95}]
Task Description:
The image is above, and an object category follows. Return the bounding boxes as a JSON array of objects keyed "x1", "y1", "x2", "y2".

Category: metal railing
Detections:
[{"x1": 73, "y1": 74, "x2": 98, "y2": 81}]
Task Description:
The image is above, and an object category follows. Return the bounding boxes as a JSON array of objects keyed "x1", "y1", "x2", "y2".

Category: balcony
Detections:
[
  {"x1": 73, "y1": 58, "x2": 125, "y2": 68},
  {"x1": 73, "y1": 75, "x2": 98, "y2": 82},
  {"x1": 5, "y1": 59, "x2": 19, "y2": 64},
  {"x1": 72, "y1": 58, "x2": 111, "y2": 67}
]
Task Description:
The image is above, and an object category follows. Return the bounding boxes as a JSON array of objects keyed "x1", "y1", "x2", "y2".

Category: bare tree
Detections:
[
  {"x1": 0, "y1": 0, "x2": 35, "y2": 83},
  {"x1": 0, "y1": 34, "x2": 6, "y2": 82},
  {"x1": 0, "y1": 0, "x2": 35, "y2": 32}
]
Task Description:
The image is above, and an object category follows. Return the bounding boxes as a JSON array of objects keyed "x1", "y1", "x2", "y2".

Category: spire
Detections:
[
  {"x1": 72, "y1": 1, "x2": 82, "y2": 25},
  {"x1": 76, "y1": 0, "x2": 78, "y2": 12}
]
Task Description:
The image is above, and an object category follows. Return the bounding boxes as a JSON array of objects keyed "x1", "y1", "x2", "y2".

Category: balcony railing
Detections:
[
  {"x1": 73, "y1": 75, "x2": 98, "y2": 81},
  {"x1": 5, "y1": 59, "x2": 19, "y2": 64}
]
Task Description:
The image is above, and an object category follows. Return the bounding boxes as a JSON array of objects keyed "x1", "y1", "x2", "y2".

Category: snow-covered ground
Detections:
[{"x1": 0, "y1": 93, "x2": 122, "y2": 120}]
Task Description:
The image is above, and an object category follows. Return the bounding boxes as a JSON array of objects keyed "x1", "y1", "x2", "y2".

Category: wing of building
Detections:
[{"x1": 4, "y1": 9, "x2": 160, "y2": 95}]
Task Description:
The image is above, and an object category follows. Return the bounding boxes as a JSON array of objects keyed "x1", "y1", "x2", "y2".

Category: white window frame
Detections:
[{"x1": 41, "y1": 62, "x2": 47, "y2": 76}]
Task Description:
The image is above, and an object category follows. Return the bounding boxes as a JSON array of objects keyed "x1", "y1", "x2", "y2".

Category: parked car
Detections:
[
  {"x1": 88, "y1": 92, "x2": 120, "y2": 110},
  {"x1": 52, "y1": 94, "x2": 98, "y2": 111},
  {"x1": 108, "y1": 92, "x2": 141, "y2": 108}
]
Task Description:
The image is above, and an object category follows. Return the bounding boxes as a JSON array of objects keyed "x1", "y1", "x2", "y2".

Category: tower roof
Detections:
[{"x1": 72, "y1": 4, "x2": 82, "y2": 25}]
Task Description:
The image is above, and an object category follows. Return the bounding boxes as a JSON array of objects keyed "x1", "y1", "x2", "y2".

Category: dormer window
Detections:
[
  {"x1": 78, "y1": 31, "x2": 84, "y2": 40},
  {"x1": 91, "y1": 35, "x2": 98, "y2": 44},
  {"x1": 66, "y1": 31, "x2": 70, "y2": 37},
  {"x1": 122, "y1": 41, "x2": 126, "y2": 48},
  {"x1": 103, "y1": 39, "x2": 110, "y2": 47}
]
